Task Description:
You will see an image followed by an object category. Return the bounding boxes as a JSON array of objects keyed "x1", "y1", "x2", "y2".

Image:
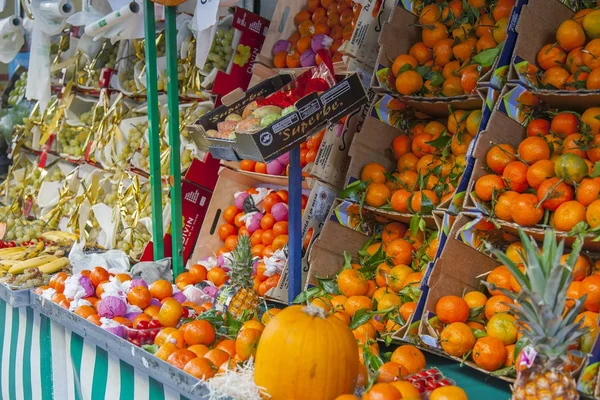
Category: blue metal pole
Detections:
[{"x1": 288, "y1": 147, "x2": 303, "y2": 304}]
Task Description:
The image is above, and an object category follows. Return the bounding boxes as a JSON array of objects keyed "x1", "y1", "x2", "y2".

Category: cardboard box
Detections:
[
  {"x1": 211, "y1": 7, "x2": 270, "y2": 98},
  {"x1": 371, "y1": 2, "x2": 521, "y2": 99},
  {"x1": 194, "y1": 72, "x2": 368, "y2": 163},
  {"x1": 139, "y1": 179, "x2": 212, "y2": 263},
  {"x1": 188, "y1": 167, "x2": 337, "y2": 303},
  {"x1": 306, "y1": 202, "x2": 448, "y2": 340},
  {"x1": 509, "y1": 0, "x2": 585, "y2": 90},
  {"x1": 343, "y1": 93, "x2": 484, "y2": 215},
  {"x1": 219, "y1": 93, "x2": 371, "y2": 190},
  {"x1": 184, "y1": 154, "x2": 221, "y2": 191},
  {"x1": 464, "y1": 84, "x2": 600, "y2": 249}
]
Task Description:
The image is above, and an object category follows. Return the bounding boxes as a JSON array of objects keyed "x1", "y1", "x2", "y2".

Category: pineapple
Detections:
[
  {"x1": 220, "y1": 234, "x2": 259, "y2": 319},
  {"x1": 486, "y1": 229, "x2": 588, "y2": 400}
]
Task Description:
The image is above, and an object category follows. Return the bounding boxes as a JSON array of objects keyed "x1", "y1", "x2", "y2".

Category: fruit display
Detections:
[
  {"x1": 473, "y1": 99, "x2": 600, "y2": 233},
  {"x1": 270, "y1": 0, "x2": 361, "y2": 69},
  {"x1": 518, "y1": 3, "x2": 600, "y2": 90},
  {"x1": 75, "y1": 40, "x2": 119, "y2": 90},
  {"x1": 343, "y1": 99, "x2": 481, "y2": 215},
  {"x1": 375, "y1": 0, "x2": 516, "y2": 97}
]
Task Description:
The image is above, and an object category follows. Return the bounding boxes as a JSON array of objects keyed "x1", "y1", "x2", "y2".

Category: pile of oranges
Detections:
[
  {"x1": 306, "y1": 220, "x2": 437, "y2": 347},
  {"x1": 272, "y1": 0, "x2": 360, "y2": 68},
  {"x1": 430, "y1": 239, "x2": 599, "y2": 373},
  {"x1": 238, "y1": 130, "x2": 325, "y2": 175},
  {"x1": 215, "y1": 186, "x2": 308, "y2": 296},
  {"x1": 475, "y1": 107, "x2": 600, "y2": 232},
  {"x1": 357, "y1": 107, "x2": 480, "y2": 214},
  {"x1": 153, "y1": 308, "x2": 282, "y2": 380},
  {"x1": 383, "y1": 0, "x2": 515, "y2": 96},
  {"x1": 528, "y1": 8, "x2": 600, "y2": 90}
]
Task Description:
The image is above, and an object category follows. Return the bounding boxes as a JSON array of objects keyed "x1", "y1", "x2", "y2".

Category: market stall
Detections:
[{"x1": 0, "y1": 0, "x2": 598, "y2": 398}]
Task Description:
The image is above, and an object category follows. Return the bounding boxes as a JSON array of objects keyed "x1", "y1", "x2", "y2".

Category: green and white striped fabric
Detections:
[{"x1": 0, "y1": 300, "x2": 194, "y2": 400}]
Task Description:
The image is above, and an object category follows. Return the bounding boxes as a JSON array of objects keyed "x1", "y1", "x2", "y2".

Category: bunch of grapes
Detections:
[
  {"x1": 119, "y1": 65, "x2": 139, "y2": 93},
  {"x1": 8, "y1": 72, "x2": 27, "y2": 107},
  {"x1": 4, "y1": 218, "x2": 47, "y2": 244},
  {"x1": 204, "y1": 28, "x2": 234, "y2": 72}
]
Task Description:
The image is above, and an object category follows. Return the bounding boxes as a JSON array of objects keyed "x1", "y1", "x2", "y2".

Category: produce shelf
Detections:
[{"x1": 0, "y1": 284, "x2": 30, "y2": 308}]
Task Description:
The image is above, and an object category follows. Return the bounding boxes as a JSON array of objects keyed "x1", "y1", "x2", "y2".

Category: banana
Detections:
[
  {"x1": 21, "y1": 241, "x2": 45, "y2": 260},
  {"x1": 1, "y1": 251, "x2": 27, "y2": 261},
  {"x1": 0, "y1": 247, "x2": 27, "y2": 257},
  {"x1": 42, "y1": 231, "x2": 77, "y2": 243},
  {"x1": 0, "y1": 260, "x2": 19, "y2": 271},
  {"x1": 38, "y1": 257, "x2": 70, "y2": 274},
  {"x1": 8, "y1": 255, "x2": 58, "y2": 274}
]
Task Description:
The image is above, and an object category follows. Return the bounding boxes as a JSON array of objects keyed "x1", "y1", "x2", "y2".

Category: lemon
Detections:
[{"x1": 486, "y1": 313, "x2": 518, "y2": 345}]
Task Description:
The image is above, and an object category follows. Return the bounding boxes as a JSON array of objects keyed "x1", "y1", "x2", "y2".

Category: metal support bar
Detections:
[
  {"x1": 165, "y1": 6, "x2": 183, "y2": 278},
  {"x1": 143, "y1": 0, "x2": 165, "y2": 260},
  {"x1": 287, "y1": 147, "x2": 302, "y2": 304}
]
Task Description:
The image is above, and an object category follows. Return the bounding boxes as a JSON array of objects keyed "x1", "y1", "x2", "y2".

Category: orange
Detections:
[
  {"x1": 353, "y1": 321, "x2": 377, "y2": 344},
  {"x1": 376, "y1": 361, "x2": 408, "y2": 383},
  {"x1": 541, "y1": 66, "x2": 570, "y2": 89},
  {"x1": 363, "y1": 383, "x2": 402, "y2": 400},
  {"x1": 537, "y1": 177, "x2": 573, "y2": 211},
  {"x1": 239, "y1": 159, "x2": 255, "y2": 171},
  {"x1": 235, "y1": 328, "x2": 262, "y2": 361},
  {"x1": 182, "y1": 320, "x2": 215, "y2": 346},
  {"x1": 493, "y1": 0, "x2": 515, "y2": 21},
  {"x1": 382, "y1": 222, "x2": 407, "y2": 244},
  {"x1": 440, "y1": 322, "x2": 476, "y2": 357},
  {"x1": 562, "y1": 134, "x2": 587, "y2": 158},
  {"x1": 158, "y1": 298, "x2": 184, "y2": 328},
  {"x1": 183, "y1": 357, "x2": 215, "y2": 380},
  {"x1": 149, "y1": 280, "x2": 173, "y2": 301},
  {"x1": 391, "y1": 54, "x2": 418, "y2": 76},
  {"x1": 204, "y1": 348, "x2": 230, "y2": 367},
  {"x1": 155, "y1": 342, "x2": 179, "y2": 361},
  {"x1": 430, "y1": 386, "x2": 469, "y2": 400},
  {"x1": 582, "y1": 107, "x2": 600, "y2": 135},
  {"x1": 167, "y1": 349, "x2": 197, "y2": 369},
  {"x1": 422, "y1": 22, "x2": 449, "y2": 48},
  {"x1": 391, "y1": 135, "x2": 411, "y2": 159},
  {"x1": 464, "y1": 291, "x2": 487, "y2": 310},
  {"x1": 410, "y1": 190, "x2": 439, "y2": 212},
  {"x1": 390, "y1": 345, "x2": 426, "y2": 375},
  {"x1": 441, "y1": 76, "x2": 464, "y2": 97},
  {"x1": 511, "y1": 193, "x2": 544, "y2": 226},
  {"x1": 554, "y1": 201, "x2": 586, "y2": 231},
  {"x1": 74, "y1": 305, "x2": 96, "y2": 319},
  {"x1": 207, "y1": 267, "x2": 229, "y2": 286},
  {"x1": 409, "y1": 42, "x2": 432, "y2": 65},
  {"x1": 433, "y1": 38, "x2": 454, "y2": 67},
  {"x1": 411, "y1": 133, "x2": 436, "y2": 157},
  {"x1": 132, "y1": 314, "x2": 152, "y2": 328},
  {"x1": 385, "y1": 239, "x2": 413, "y2": 266},
  {"x1": 143, "y1": 305, "x2": 160, "y2": 319},
  {"x1": 474, "y1": 174, "x2": 505, "y2": 202},
  {"x1": 475, "y1": 14, "x2": 495, "y2": 37},
  {"x1": 566, "y1": 47, "x2": 586, "y2": 73},
  {"x1": 222, "y1": 205, "x2": 238, "y2": 224},
  {"x1": 563, "y1": 253, "x2": 591, "y2": 281},
  {"x1": 399, "y1": 302, "x2": 417, "y2": 322},
  {"x1": 486, "y1": 143, "x2": 516, "y2": 174},
  {"x1": 419, "y1": 4, "x2": 441, "y2": 24},
  {"x1": 487, "y1": 313, "x2": 518, "y2": 345},
  {"x1": 587, "y1": 68, "x2": 600, "y2": 90},
  {"x1": 365, "y1": 183, "x2": 391, "y2": 207},
  {"x1": 90, "y1": 267, "x2": 110, "y2": 287},
  {"x1": 502, "y1": 161, "x2": 529, "y2": 192},
  {"x1": 401, "y1": 272, "x2": 423, "y2": 289},
  {"x1": 395, "y1": 70, "x2": 423, "y2": 95},
  {"x1": 390, "y1": 381, "x2": 421, "y2": 399},
  {"x1": 442, "y1": 60, "x2": 461, "y2": 79},
  {"x1": 337, "y1": 268, "x2": 369, "y2": 297},
  {"x1": 343, "y1": 296, "x2": 373, "y2": 317},
  {"x1": 375, "y1": 264, "x2": 392, "y2": 288},
  {"x1": 397, "y1": 153, "x2": 419, "y2": 171},
  {"x1": 486, "y1": 266, "x2": 513, "y2": 296},
  {"x1": 387, "y1": 265, "x2": 413, "y2": 292},
  {"x1": 450, "y1": 133, "x2": 473, "y2": 156},
  {"x1": 435, "y1": 295, "x2": 469, "y2": 324},
  {"x1": 529, "y1": 118, "x2": 551, "y2": 137},
  {"x1": 452, "y1": 39, "x2": 476, "y2": 63},
  {"x1": 556, "y1": 19, "x2": 586, "y2": 51},
  {"x1": 485, "y1": 295, "x2": 513, "y2": 320},
  {"x1": 472, "y1": 336, "x2": 507, "y2": 371},
  {"x1": 127, "y1": 286, "x2": 152, "y2": 309},
  {"x1": 361, "y1": 163, "x2": 387, "y2": 184},
  {"x1": 581, "y1": 275, "x2": 600, "y2": 312},
  {"x1": 518, "y1": 136, "x2": 550, "y2": 163},
  {"x1": 587, "y1": 199, "x2": 600, "y2": 228},
  {"x1": 261, "y1": 308, "x2": 281, "y2": 324},
  {"x1": 584, "y1": 39, "x2": 600, "y2": 70},
  {"x1": 537, "y1": 44, "x2": 566, "y2": 71},
  {"x1": 272, "y1": 235, "x2": 288, "y2": 251},
  {"x1": 495, "y1": 191, "x2": 519, "y2": 222},
  {"x1": 526, "y1": 160, "x2": 555, "y2": 189},
  {"x1": 188, "y1": 264, "x2": 208, "y2": 281},
  {"x1": 477, "y1": 34, "x2": 497, "y2": 52},
  {"x1": 218, "y1": 223, "x2": 237, "y2": 241}
]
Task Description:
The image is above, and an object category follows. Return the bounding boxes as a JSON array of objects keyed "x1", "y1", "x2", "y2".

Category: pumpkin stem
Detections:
[{"x1": 302, "y1": 305, "x2": 327, "y2": 319}]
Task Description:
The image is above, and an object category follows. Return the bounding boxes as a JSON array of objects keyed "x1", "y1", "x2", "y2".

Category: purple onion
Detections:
[
  {"x1": 247, "y1": 212, "x2": 264, "y2": 234},
  {"x1": 276, "y1": 152, "x2": 290, "y2": 166},
  {"x1": 300, "y1": 50, "x2": 317, "y2": 67},
  {"x1": 125, "y1": 312, "x2": 141, "y2": 321},
  {"x1": 203, "y1": 286, "x2": 218, "y2": 298},
  {"x1": 272, "y1": 203, "x2": 289, "y2": 222},
  {"x1": 235, "y1": 192, "x2": 250, "y2": 211},
  {"x1": 150, "y1": 298, "x2": 161, "y2": 307},
  {"x1": 97, "y1": 296, "x2": 127, "y2": 319},
  {"x1": 173, "y1": 291, "x2": 187, "y2": 303},
  {"x1": 217, "y1": 254, "x2": 226, "y2": 267},
  {"x1": 129, "y1": 278, "x2": 148, "y2": 289},
  {"x1": 79, "y1": 275, "x2": 95, "y2": 298},
  {"x1": 311, "y1": 34, "x2": 333, "y2": 52},
  {"x1": 272, "y1": 40, "x2": 292, "y2": 56},
  {"x1": 266, "y1": 159, "x2": 285, "y2": 176},
  {"x1": 104, "y1": 325, "x2": 124, "y2": 338}
]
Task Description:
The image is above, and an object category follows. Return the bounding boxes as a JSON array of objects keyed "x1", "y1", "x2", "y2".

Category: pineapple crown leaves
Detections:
[
  {"x1": 227, "y1": 234, "x2": 254, "y2": 287},
  {"x1": 484, "y1": 229, "x2": 589, "y2": 362}
]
